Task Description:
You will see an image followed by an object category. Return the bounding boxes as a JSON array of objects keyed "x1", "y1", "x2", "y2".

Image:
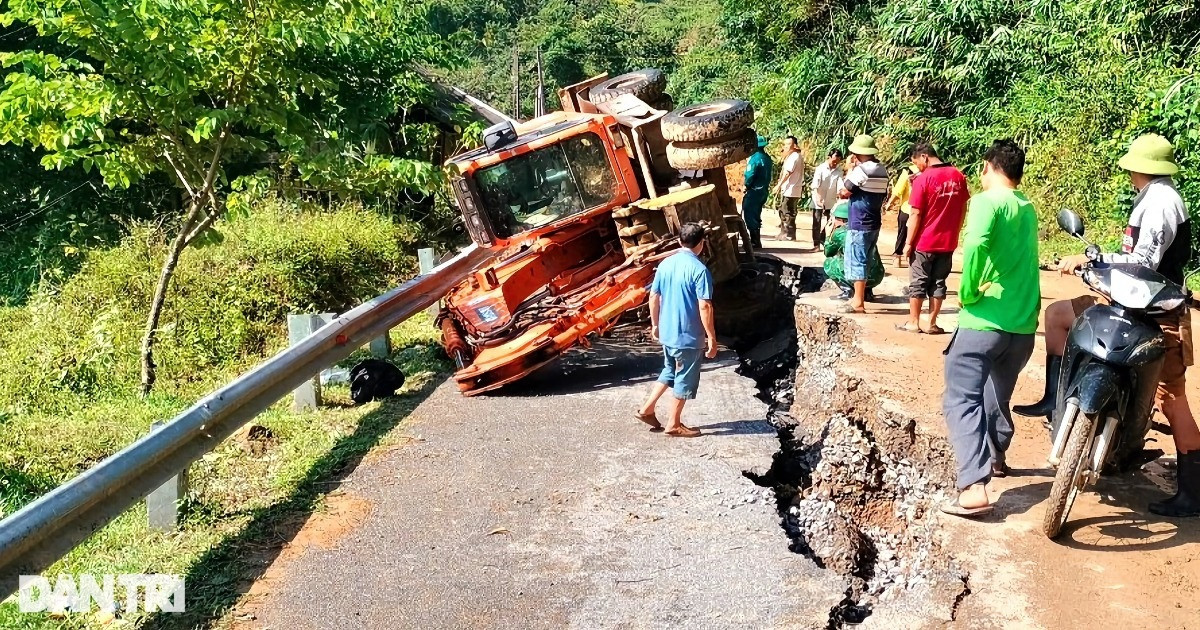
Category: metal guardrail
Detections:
[{"x1": 0, "y1": 245, "x2": 494, "y2": 599}]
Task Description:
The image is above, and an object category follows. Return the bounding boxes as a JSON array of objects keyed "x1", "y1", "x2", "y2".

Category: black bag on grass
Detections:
[{"x1": 349, "y1": 359, "x2": 405, "y2": 405}]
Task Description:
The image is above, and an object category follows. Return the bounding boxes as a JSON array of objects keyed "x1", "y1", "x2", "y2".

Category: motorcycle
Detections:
[{"x1": 1042, "y1": 209, "x2": 1189, "y2": 538}]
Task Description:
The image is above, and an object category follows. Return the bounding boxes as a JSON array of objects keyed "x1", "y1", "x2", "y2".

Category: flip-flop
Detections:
[
  {"x1": 841, "y1": 304, "x2": 866, "y2": 314},
  {"x1": 635, "y1": 411, "x2": 664, "y2": 432},
  {"x1": 939, "y1": 497, "x2": 994, "y2": 517},
  {"x1": 895, "y1": 323, "x2": 923, "y2": 333},
  {"x1": 926, "y1": 325, "x2": 948, "y2": 335}
]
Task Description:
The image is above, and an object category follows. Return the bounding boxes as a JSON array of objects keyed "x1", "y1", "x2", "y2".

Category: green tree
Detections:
[{"x1": 0, "y1": 0, "x2": 451, "y2": 395}]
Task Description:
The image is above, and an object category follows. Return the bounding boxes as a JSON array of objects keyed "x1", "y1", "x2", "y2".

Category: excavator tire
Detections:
[
  {"x1": 662, "y1": 99, "x2": 754, "y2": 143},
  {"x1": 588, "y1": 69, "x2": 666, "y2": 105},
  {"x1": 666, "y1": 130, "x2": 757, "y2": 170}
]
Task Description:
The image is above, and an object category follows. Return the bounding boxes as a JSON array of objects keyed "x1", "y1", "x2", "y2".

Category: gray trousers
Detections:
[{"x1": 942, "y1": 328, "x2": 1035, "y2": 489}]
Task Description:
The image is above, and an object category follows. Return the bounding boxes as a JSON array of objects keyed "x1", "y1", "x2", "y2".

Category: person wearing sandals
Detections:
[
  {"x1": 940, "y1": 140, "x2": 1040, "y2": 517},
  {"x1": 838, "y1": 134, "x2": 889, "y2": 314},
  {"x1": 824, "y1": 201, "x2": 883, "y2": 300},
  {"x1": 636, "y1": 223, "x2": 719, "y2": 438},
  {"x1": 898, "y1": 141, "x2": 970, "y2": 335}
]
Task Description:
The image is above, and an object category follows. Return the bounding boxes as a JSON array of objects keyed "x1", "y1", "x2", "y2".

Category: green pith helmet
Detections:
[
  {"x1": 848, "y1": 134, "x2": 878, "y2": 156},
  {"x1": 833, "y1": 201, "x2": 849, "y2": 220},
  {"x1": 1118, "y1": 133, "x2": 1179, "y2": 176},
  {"x1": 757, "y1": 135, "x2": 769, "y2": 148}
]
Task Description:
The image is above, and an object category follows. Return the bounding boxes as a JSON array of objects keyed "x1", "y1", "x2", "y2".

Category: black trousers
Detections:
[
  {"x1": 893, "y1": 211, "x2": 909, "y2": 256},
  {"x1": 812, "y1": 206, "x2": 828, "y2": 246}
]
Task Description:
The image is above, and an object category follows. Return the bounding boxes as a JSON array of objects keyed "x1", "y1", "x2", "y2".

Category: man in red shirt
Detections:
[{"x1": 899, "y1": 142, "x2": 970, "y2": 334}]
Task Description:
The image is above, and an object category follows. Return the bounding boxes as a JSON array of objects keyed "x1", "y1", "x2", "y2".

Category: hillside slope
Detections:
[{"x1": 435, "y1": 0, "x2": 1200, "y2": 255}]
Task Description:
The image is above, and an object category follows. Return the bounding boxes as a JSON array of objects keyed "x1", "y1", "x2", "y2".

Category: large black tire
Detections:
[
  {"x1": 661, "y1": 99, "x2": 755, "y2": 143},
  {"x1": 1042, "y1": 406, "x2": 1097, "y2": 539},
  {"x1": 588, "y1": 69, "x2": 666, "y2": 105},
  {"x1": 666, "y1": 130, "x2": 757, "y2": 170}
]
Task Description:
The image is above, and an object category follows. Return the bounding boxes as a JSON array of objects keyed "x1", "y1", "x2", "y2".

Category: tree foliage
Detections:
[{"x1": 0, "y1": 0, "x2": 457, "y2": 392}]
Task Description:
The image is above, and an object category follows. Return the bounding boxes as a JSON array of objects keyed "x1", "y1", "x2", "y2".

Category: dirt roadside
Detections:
[{"x1": 761, "y1": 209, "x2": 1200, "y2": 630}]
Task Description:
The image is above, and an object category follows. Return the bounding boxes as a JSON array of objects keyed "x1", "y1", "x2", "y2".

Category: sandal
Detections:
[
  {"x1": 635, "y1": 411, "x2": 664, "y2": 432},
  {"x1": 665, "y1": 425, "x2": 702, "y2": 438},
  {"x1": 895, "y1": 323, "x2": 923, "y2": 333},
  {"x1": 992, "y1": 462, "x2": 1012, "y2": 478},
  {"x1": 939, "y1": 497, "x2": 994, "y2": 518},
  {"x1": 841, "y1": 304, "x2": 866, "y2": 314},
  {"x1": 926, "y1": 325, "x2": 948, "y2": 335}
]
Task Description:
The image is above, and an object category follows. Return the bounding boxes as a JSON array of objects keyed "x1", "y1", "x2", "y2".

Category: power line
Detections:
[{"x1": 0, "y1": 181, "x2": 96, "y2": 233}]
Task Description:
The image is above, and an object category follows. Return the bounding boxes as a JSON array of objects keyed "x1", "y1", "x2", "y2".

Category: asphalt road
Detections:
[{"x1": 247, "y1": 338, "x2": 843, "y2": 629}]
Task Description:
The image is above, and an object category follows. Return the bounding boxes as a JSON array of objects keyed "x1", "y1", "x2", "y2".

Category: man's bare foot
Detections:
[{"x1": 665, "y1": 424, "x2": 702, "y2": 438}]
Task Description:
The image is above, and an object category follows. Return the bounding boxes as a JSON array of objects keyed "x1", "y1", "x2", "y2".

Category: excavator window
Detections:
[{"x1": 474, "y1": 132, "x2": 617, "y2": 238}]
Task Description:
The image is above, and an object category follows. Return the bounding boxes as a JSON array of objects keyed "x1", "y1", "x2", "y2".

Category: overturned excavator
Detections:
[{"x1": 437, "y1": 69, "x2": 781, "y2": 395}]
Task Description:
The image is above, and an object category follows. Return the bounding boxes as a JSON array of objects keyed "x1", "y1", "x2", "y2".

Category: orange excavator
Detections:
[{"x1": 438, "y1": 69, "x2": 779, "y2": 395}]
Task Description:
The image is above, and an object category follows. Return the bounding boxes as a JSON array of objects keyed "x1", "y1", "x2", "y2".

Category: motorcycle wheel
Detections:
[{"x1": 1042, "y1": 407, "x2": 1099, "y2": 539}]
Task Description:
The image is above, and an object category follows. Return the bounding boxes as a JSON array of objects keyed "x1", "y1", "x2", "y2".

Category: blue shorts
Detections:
[
  {"x1": 845, "y1": 229, "x2": 880, "y2": 282},
  {"x1": 657, "y1": 346, "x2": 702, "y2": 400}
]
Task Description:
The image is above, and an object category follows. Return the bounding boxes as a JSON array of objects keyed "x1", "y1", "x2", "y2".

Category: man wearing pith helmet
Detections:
[{"x1": 1019, "y1": 133, "x2": 1200, "y2": 518}]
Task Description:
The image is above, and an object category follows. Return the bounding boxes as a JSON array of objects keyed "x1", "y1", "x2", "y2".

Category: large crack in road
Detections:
[
  {"x1": 731, "y1": 263, "x2": 969, "y2": 628},
  {"x1": 243, "y1": 257, "x2": 974, "y2": 629}
]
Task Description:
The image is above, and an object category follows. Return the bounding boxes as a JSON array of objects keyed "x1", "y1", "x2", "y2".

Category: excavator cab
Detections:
[
  {"x1": 448, "y1": 114, "x2": 639, "y2": 249},
  {"x1": 439, "y1": 69, "x2": 773, "y2": 395}
]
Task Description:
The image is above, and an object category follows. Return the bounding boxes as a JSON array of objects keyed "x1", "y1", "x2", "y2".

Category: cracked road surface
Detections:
[{"x1": 242, "y1": 340, "x2": 842, "y2": 629}]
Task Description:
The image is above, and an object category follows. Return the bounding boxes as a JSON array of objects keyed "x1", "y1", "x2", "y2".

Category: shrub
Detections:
[{"x1": 0, "y1": 199, "x2": 420, "y2": 414}]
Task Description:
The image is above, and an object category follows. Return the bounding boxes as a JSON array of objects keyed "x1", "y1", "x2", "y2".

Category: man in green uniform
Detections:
[
  {"x1": 742, "y1": 136, "x2": 772, "y2": 248},
  {"x1": 940, "y1": 140, "x2": 1041, "y2": 517},
  {"x1": 823, "y1": 201, "x2": 883, "y2": 300}
]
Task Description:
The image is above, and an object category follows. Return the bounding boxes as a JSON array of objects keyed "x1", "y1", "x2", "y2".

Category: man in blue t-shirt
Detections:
[{"x1": 635, "y1": 223, "x2": 717, "y2": 438}]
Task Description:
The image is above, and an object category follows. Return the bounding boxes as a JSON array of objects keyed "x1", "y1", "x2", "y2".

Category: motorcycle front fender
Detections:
[{"x1": 1074, "y1": 362, "x2": 1123, "y2": 415}]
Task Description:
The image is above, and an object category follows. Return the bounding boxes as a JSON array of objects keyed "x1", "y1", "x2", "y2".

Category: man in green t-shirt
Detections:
[{"x1": 940, "y1": 139, "x2": 1041, "y2": 517}]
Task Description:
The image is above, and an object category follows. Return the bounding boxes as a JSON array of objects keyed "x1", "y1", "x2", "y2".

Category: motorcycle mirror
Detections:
[{"x1": 1057, "y1": 209, "x2": 1085, "y2": 239}]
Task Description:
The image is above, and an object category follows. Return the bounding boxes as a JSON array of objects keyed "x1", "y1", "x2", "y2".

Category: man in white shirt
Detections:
[
  {"x1": 1019, "y1": 134, "x2": 1199, "y2": 518},
  {"x1": 810, "y1": 148, "x2": 844, "y2": 248},
  {"x1": 774, "y1": 136, "x2": 805, "y2": 242}
]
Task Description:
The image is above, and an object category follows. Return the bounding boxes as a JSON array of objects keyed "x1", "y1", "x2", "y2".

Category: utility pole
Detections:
[
  {"x1": 511, "y1": 45, "x2": 520, "y2": 120},
  {"x1": 535, "y1": 47, "x2": 547, "y2": 118}
]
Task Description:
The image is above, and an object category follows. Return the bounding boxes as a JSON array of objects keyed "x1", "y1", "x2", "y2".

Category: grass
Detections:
[{"x1": 0, "y1": 314, "x2": 450, "y2": 629}]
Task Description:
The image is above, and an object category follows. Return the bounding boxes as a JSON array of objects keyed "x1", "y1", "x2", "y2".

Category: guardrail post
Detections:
[
  {"x1": 369, "y1": 332, "x2": 392, "y2": 358},
  {"x1": 419, "y1": 247, "x2": 439, "y2": 319},
  {"x1": 289, "y1": 313, "x2": 325, "y2": 410},
  {"x1": 0, "y1": 245, "x2": 495, "y2": 600},
  {"x1": 146, "y1": 422, "x2": 187, "y2": 531}
]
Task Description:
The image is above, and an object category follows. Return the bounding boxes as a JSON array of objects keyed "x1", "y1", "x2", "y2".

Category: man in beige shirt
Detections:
[
  {"x1": 809, "y1": 148, "x2": 844, "y2": 248},
  {"x1": 774, "y1": 136, "x2": 805, "y2": 242}
]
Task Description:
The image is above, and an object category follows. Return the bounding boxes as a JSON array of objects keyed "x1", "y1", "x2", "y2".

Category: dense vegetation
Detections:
[
  {"x1": 0, "y1": 0, "x2": 1197, "y2": 624},
  {"x1": 435, "y1": 0, "x2": 1200, "y2": 254},
  {"x1": 0, "y1": 2, "x2": 464, "y2": 625}
]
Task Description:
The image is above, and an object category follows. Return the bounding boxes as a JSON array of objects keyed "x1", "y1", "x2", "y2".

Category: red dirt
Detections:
[{"x1": 763, "y1": 209, "x2": 1200, "y2": 629}]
